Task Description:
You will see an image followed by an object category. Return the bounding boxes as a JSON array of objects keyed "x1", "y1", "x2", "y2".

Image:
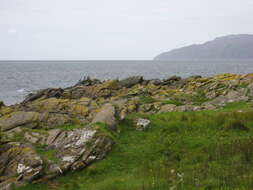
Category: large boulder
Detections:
[
  {"x1": 208, "y1": 89, "x2": 248, "y2": 106},
  {"x1": 119, "y1": 76, "x2": 143, "y2": 88},
  {"x1": 75, "y1": 76, "x2": 101, "y2": 86},
  {"x1": 0, "y1": 112, "x2": 40, "y2": 131},
  {"x1": 33, "y1": 127, "x2": 114, "y2": 174},
  {"x1": 22, "y1": 88, "x2": 64, "y2": 104},
  {"x1": 92, "y1": 104, "x2": 117, "y2": 129},
  {"x1": 159, "y1": 104, "x2": 177, "y2": 113},
  {"x1": 0, "y1": 111, "x2": 74, "y2": 132},
  {"x1": 75, "y1": 80, "x2": 119, "y2": 99},
  {"x1": 163, "y1": 76, "x2": 182, "y2": 85}
]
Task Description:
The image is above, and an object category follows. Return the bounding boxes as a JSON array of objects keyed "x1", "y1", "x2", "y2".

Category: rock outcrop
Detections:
[{"x1": 1, "y1": 73, "x2": 253, "y2": 188}]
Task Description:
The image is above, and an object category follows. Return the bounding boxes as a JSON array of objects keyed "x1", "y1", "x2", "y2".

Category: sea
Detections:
[{"x1": 1, "y1": 60, "x2": 253, "y2": 105}]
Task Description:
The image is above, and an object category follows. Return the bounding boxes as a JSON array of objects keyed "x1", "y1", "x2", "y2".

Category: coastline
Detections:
[{"x1": 1, "y1": 73, "x2": 253, "y2": 189}]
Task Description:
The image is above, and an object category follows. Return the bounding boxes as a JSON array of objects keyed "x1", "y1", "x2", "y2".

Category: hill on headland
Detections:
[{"x1": 154, "y1": 34, "x2": 253, "y2": 60}]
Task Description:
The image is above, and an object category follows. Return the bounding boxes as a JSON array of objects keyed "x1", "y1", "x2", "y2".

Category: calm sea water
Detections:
[{"x1": 1, "y1": 60, "x2": 253, "y2": 105}]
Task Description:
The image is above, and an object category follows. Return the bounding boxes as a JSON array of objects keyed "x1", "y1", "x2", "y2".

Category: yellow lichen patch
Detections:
[
  {"x1": 90, "y1": 80, "x2": 119, "y2": 93},
  {"x1": 96, "y1": 98, "x2": 106, "y2": 105},
  {"x1": 32, "y1": 98, "x2": 71, "y2": 112},
  {"x1": 244, "y1": 73, "x2": 253, "y2": 82},
  {"x1": 195, "y1": 77, "x2": 210, "y2": 83},
  {"x1": 145, "y1": 84, "x2": 159, "y2": 92},
  {"x1": 79, "y1": 97, "x2": 91, "y2": 103},
  {"x1": 7, "y1": 146, "x2": 23, "y2": 154},
  {"x1": 245, "y1": 73, "x2": 253, "y2": 78},
  {"x1": 0, "y1": 107, "x2": 14, "y2": 115},
  {"x1": 214, "y1": 73, "x2": 241, "y2": 81},
  {"x1": 71, "y1": 104, "x2": 89, "y2": 116},
  {"x1": 126, "y1": 100, "x2": 138, "y2": 113},
  {"x1": 102, "y1": 80, "x2": 119, "y2": 90}
]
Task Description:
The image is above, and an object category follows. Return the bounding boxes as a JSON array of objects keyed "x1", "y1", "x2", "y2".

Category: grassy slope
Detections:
[{"x1": 16, "y1": 102, "x2": 253, "y2": 190}]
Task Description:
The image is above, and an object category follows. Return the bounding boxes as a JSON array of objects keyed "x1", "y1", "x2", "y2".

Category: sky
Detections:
[{"x1": 1, "y1": 0, "x2": 253, "y2": 60}]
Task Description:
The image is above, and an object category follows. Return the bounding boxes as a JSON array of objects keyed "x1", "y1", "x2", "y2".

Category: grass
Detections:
[
  {"x1": 58, "y1": 124, "x2": 83, "y2": 131},
  {"x1": 92, "y1": 122, "x2": 118, "y2": 141},
  {"x1": 15, "y1": 101, "x2": 253, "y2": 190},
  {"x1": 238, "y1": 83, "x2": 249, "y2": 89},
  {"x1": 162, "y1": 99, "x2": 184, "y2": 106},
  {"x1": 34, "y1": 144, "x2": 59, "y2": 162},
  {"x1": 138, "y1": 96, "x2": 156, "y2": 104},
  {"x1": 168, "y1": 91, "x2": 211, "y2": 106}
]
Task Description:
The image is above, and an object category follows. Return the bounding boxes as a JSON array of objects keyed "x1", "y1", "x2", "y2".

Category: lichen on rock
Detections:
[{"x1": 1, "y1": 73, "x2": 253, "y2": 188}]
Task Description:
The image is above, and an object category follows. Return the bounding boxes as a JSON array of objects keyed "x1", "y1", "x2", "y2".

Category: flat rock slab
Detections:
[{"x1": 92, "y1": 104, "x2": 117, "y2": 128}]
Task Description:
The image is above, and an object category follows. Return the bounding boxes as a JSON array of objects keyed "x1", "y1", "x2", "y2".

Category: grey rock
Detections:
[
  {"x1": 149, "y1": 79, "x2": 163, "y2": 85},
  {"x1": 75, "y1": 76, "x2": 101, "y2": 87},
  {"x1": 23, "y1": 88, "x2": 64, "y2": 104},
  {"x1": 46, "y1": 129, "x2": 62, "y2": 145},
  {"x1": 24, "y1": 132, "x2": 40, "y2": 144},
  {"x1": 5, "y1": 127, "x2": 23, "y2": 138},
  {"x1": 159, "y1": 104, "x2": 177, "y2": 113},
  {"x1": 92, "y1": 104, "x2": 117, "y2": 128},
  {"x1": 208, "y1": 89, "x2": 248, "y2": 106},
  {"x1": 175, "y1": 105, "x2": 201, "y2": 112},
  {"x1": 119, "y1": 76, "x2": 143, "y2": 88},
  {"x1": 135, "y1": 118, "x2": 151, "y2": 131},
  {"x1": 0, "y1": 143, "x2": 43, "y2": 186},
  {"x1": 0, "y1": 112, "x2": 39, "y2": 131}
]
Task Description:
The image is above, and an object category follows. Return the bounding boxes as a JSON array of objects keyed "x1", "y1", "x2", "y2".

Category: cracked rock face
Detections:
[
  {"x1": 0, "y1": 143, "x2": 43, "y2": 187},
  {"x1": 1, "y1": 73, "x2": 253, "y2": 188},
  {"x1": 44, "y1": 127, "x2": 114, "y2": 174},
  {"x1": 0, "y1": 126, "x2": 114, "y2": 188}
]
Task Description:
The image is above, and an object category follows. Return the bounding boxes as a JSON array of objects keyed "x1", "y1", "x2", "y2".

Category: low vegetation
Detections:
[
  {"x1": 35, "y1": 144, "x2": 59, "y2": 162},
  {"x1": 15, "y1": 101, "x2": 253, "y2": 190},
  {"x1": 138, "y1": 96, "x2": 156, "y2": 104}
]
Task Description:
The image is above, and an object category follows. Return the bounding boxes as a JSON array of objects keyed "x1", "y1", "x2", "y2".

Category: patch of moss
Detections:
[
  {"x1": 58, "y1": 124, "x2": 83, "y2": 131},
  {"x1": 8, "y1": 132, "x2": 25, "y2": 142},
  {"x1": 238, "y1": 83, "x2": 249, "y2": 88},
  {"x1": 92, "y1": 122, "x2": 118, "y2": 141},
  {"x1": 161, "y1": 99, "x2": 184, "y2": 106},
  {"x1": 171, "y1": 91, "x2": 210, "y2": 106},
  {"x1": 35, "y1": 144, "x2": 59, "y2": 162}
]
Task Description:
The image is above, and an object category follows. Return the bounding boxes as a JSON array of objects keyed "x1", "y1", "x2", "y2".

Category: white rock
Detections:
[
  {"x1": 136, "y1": 118, "x2": 151, "y2": 131},
  {"x1": 17, "y1": 163, "x2": 32, "y2": 174},
  {"x1": 75, "y1": 129, "x2": 96, "y2": 146},
  {"x1": 62, "y1": 156, "x2": 76, "y2": 163}
]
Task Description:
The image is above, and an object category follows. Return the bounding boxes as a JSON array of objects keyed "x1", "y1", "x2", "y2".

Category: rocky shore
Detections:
[{"x1": 1, "y1": 73, "x2": 253, "y2": 189}]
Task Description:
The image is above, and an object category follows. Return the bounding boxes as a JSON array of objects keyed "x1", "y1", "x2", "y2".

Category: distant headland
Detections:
[{"x1": 154, "y1": 34, "x2": 253, "y2": 60}]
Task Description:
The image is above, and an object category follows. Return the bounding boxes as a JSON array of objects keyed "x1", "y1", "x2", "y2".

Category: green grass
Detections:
[
  {"x1": 221, "y1": 101, "x2": 252, "y2": 111},
  {"x1": 162, "y1": 99, "x2": 184, "y2": 106},
  {"x1": 169, "y1": 91, "x2": 211, "y2": 106},
  {"x1": 138, "y1": 96, "x2": 156, "y2": 104},
  {"x1": 35, "y1": 144, "x2": 59, "y2": 162},
  {"x1": 15, "y1": 101, "x2": 253, "y2": 190},
  {"x1": 238, "y1": 83, "x2": 249, "y2": 89},
  {"x1": 58, "y1": 124, "x2": 83, "y2": 131}
]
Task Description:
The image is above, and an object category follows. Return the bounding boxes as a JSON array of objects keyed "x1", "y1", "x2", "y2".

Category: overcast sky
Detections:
[{"x1": 1, "y1": 0, "x2": 253, "y2": 60}]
